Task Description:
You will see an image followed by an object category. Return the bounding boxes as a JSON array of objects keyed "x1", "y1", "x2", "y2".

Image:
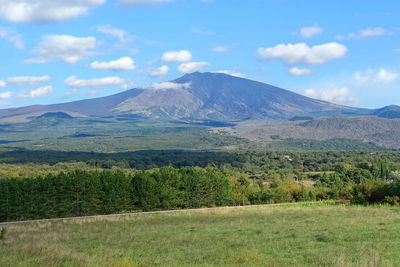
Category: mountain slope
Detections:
[
  {"x1": 0, "y1": 72, "x2": 377, "y2": 122},
  {"x1": 224, "y1": 116, "x2": 400, "y2": 148},
  {"x1": 115, "y1": 72, "x2": 363, "y2": 120}
]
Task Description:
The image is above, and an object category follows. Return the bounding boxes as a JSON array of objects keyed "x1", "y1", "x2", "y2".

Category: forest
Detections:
[{"x1": 1, "y1": 150, "x2": 400, "y2": 222}]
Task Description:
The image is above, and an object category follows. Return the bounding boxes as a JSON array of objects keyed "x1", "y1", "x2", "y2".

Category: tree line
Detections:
[
  {"x1": 0, "y1": 167, "x2": 232, "y2": 222},
  {"x1": 1, "y1": 155, "x2": 400, "y2": 222}
]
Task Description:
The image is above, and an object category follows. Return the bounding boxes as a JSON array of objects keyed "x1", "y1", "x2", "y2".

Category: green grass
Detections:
[{"x1": 1, "y1": 203, "x2": 400, "y2": 266}]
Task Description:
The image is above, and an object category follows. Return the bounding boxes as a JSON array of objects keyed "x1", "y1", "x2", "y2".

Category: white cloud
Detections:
[
  {"x1": 300, "y1": 25, "x2": 323, "y2": 38},
  {"x1": 0, "y1": 75, "x2": 51, "y2": 87},
  {"x1": 96, "y1": 25, "x2": 129, "y2": 43},
  {"x1": 119, "y1": 0, "x2": 173, "y2": 6},
  {"x1": 178, "y1": 62, "x2": 210, "y2": 73},
  {"x1": 374, "y1": 69, "x2": 398, "y2": 83},
  {"x1": 90, "y1": 57, "x2": 136, "y2": 71},
  {"x1": 96, "y1": 24, "x2": 134, "y2": 47},
  {"x1": 288, "y1": 67, "x2": 312, "y2": 76},
  {"x1": 215, "y1": 70, "x2": 244, "y2": 78},
  {"x1": 87, "y1": 90, "x2": 99, "y2": 96},
  {"x1": 334, "y1": 35, "x2": 344, "y2": 41},
  {"x1": 161, "y1": 50, "x2": 192, "y2": 63},
  {"x1": 0, "y1": 91, "x2": 12, "y2": 99},
  {"x1": 59, "y1": 89, "x2": 79, "y2": 99},
  {"x1": 353, "y1": 68, "x2": 398, "y2": 84},
  {"x1": 144, "y1": 81, "x2": 190, "y2": 90},
  {"x1": 65, "y1": 76, "x2": 126, "y2": 88},
  {"x1": 24, "y1": 34, "x2": 98, "y2": 64},
  {"x1": 192, "y1": 28, "x2": 215, "y2": 35},
  {"x1": 18, "y1": 86, "x2": 53, "y2": 98},
  {"x1": 96, "y1": 25, "x2": 142, "y2": 54},
  {"x1": 0, "y1": 0, "x2": 106, "y2": 23},
  {"x1": 121, "y1": 80, "x2": 137, "y2": 90},
  {"x1": 305, "y1": 87, "x2": 356, "y2": 106},
  {"x1": 258, "y1": 42, "x2": 347, "y2": 65},
  {"x1": 348, "y1": 27, "x2": 393, "y2": 39},
  {"x1": 148, "y1": 65, "x2": 169, "y2": 77},
  {"x1": 212, "y1": 45, "x2": 228, "y2": 53},
  {"x1": 0, "y1": 27, "x2": 24, "y2": 49}
]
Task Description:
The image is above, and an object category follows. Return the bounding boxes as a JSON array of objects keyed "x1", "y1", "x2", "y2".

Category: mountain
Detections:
[{"x1": 0, "y1": 72, "x2": 386, "y2": 123}]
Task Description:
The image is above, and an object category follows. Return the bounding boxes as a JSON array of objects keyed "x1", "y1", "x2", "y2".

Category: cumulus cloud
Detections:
[
  {"x1": 144, "y1": 81, "x2": 190, "y2": 90},
  {"x1": 348, "y1": 27, "x2": 393, "y2": 39},
  {"x1": 0, "y1": 91, "x2": 12, "y2": 99},
  {"x1": 0, "y1": 0, "x2": 106, "y2": 24},
  {"x1": 90, "y1": 57, "x2": 136, "y2": 71},
  {"x1": 161, "y1": 50, "x2": 192, "y2": 63},
  {"x1": 148, "y1": 65, "x2": 169, "y2": 77},
  {"x1": 23, "y1": 35, "x2": 98, "y2": 64},
  {"x1": 0, "y1": 75, "x2": 51, "y2": 87},
  {"x1": 119, "y1": 0, "x2": 173, "y2": 6},
  {"x1": 65, "y1": 76, "x2": 126, "y2": 88},
  {"x1": 178, "y1": 62, "x2": 210, "y2": 73},
  {"x1": 300, "y1": 25, "x2": 323, "y2": 38},
  {"x1": 215, "y1": 70, "x2": 244, "y2": 78},
  {"x1": 288, "y1": 67, "x2": 312, "y2": 76},
  {"x1": 0, "y1": 27, "x2": 24, "y2": 49},
  {"x1": 18, "y1": 86, "x2": 53, "y2": 98},
  {"x1": 305, "y1": 87, "x2": 356, "y2": 106},
  {"x1": 212, "y1": 45, "x2": 228, "y2": 53},
  {"x1": 353, "y1": 68, "x2": 398, "y2": 84},
  {"x1": 258, "y1": 42, "x2": 347, "y2": 65}
]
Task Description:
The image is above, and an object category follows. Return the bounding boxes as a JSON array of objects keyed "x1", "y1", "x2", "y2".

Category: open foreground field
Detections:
[{"x1": 1, "y1": 202, "x2": 400, "y2": 267}]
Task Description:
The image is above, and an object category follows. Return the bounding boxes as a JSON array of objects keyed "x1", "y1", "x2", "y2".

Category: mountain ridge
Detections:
[{"x1": 0, "y1": 72, "x2": 393, "y2": 123}]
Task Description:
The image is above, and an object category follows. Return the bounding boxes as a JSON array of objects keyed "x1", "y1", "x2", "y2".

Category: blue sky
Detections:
[{"x1": 0, "y1": 0, "x2": 399, "y2": 108}]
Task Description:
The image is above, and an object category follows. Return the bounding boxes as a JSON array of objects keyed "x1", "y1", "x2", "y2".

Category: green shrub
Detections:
[{"x1": 383, "y1": 196, "x2": 400, "y2": 206}]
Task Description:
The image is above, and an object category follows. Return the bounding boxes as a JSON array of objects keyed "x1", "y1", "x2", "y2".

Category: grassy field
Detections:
[{"x1": 1, "y1": 203, "x2": 400, "y2": 266}]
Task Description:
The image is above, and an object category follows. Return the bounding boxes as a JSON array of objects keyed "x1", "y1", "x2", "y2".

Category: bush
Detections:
[{"x1": 383, "y1": 196, "x2": 400, "y2": 206}]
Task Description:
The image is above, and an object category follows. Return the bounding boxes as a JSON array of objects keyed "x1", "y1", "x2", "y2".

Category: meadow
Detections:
[{"x1": 1, "y1": 202, "x2": 399, "y2": 266}]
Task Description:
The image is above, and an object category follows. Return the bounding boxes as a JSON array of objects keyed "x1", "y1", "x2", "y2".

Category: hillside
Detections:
[
  {"x1": 0, "y1": 72, "x2": 367, "y2": 122},
  {"x1": 223, "y1": 116, "x2": 400, "y2": 148}
]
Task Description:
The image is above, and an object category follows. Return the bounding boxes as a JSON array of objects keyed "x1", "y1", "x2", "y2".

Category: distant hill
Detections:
[
  {"x1": 0, "y1": 72, "x2": 377, "y2": 123},
  {"x1": 36, "y1": 112, "x2": 73, "y2": 119},
  {"x1": 225, "y1": 116, "x2": 400, "y2": 149},
  {"x1": 373, "y1": 105, "x2": 400, "y2": 119}
]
